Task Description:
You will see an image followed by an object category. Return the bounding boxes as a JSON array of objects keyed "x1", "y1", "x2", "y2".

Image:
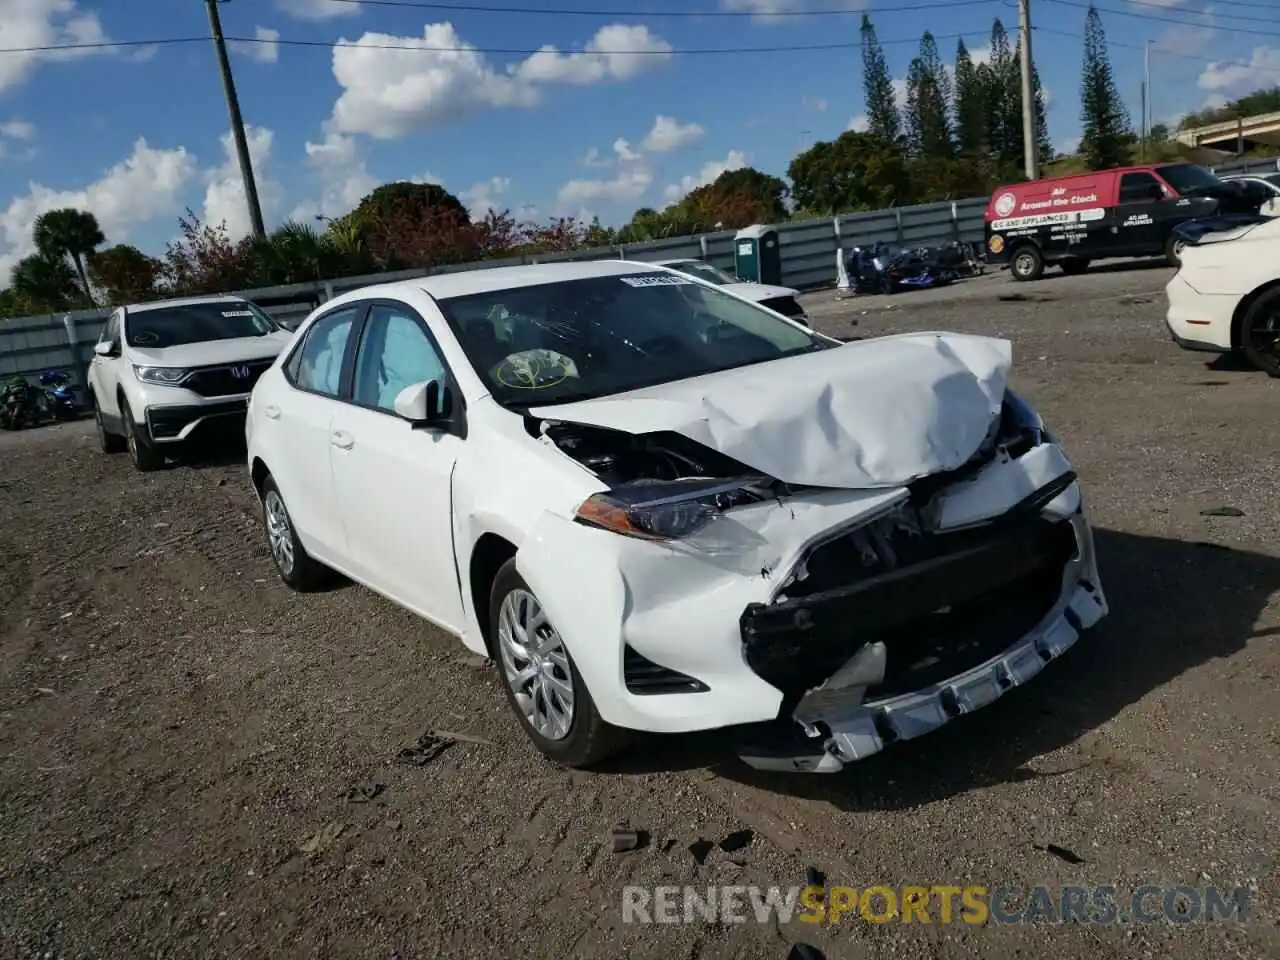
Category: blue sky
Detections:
[{"x1": 0, "y1": 0, "x2": 1276, "y2": 275}]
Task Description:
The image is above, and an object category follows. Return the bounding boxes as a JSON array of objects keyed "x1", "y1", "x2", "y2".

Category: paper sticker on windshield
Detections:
[
  {"x1": 619, "y1": 274, "x2": 694, "y2": 287},
  {"x1": 221, "y1": 310, "x2": 254, "y2": 317}
]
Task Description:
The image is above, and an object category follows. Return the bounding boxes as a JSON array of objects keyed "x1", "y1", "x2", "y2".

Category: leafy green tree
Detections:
[
  {"x1": 1080, "y1": 4, "x2": 1133, "y2": 169},
  {"x1": 860, "y1": 14, "x2": 900, "y2": 144},
  {"x1": 349, "y1": 181, "x2": 469, "y2": 229},
  {"x1": 32, "y1": 207, "x2": 104, "y2": 301},
  {"x1": 904, "y1": 32, "x2": 953, "y2": 157},
  {"x1": 787, "y1": 132, "x2": 908, "y2": 213},
  {"x1": 1179, "y1": 86, "x2": 1280, "y2": 130},
  {"x1": 954, "y1": 39, "x2": 987, "y2": 156},
  {"x1": 10, "y1": 253, "x2": 80, "y2": 312},
  {"x1": 87, "y1": 244, "x2": 161, "y2": 305}
]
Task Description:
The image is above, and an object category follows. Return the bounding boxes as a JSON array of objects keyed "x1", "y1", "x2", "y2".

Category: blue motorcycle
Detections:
[{"x1": 37, "y1": 370, "x2": 81, "y2": 421}]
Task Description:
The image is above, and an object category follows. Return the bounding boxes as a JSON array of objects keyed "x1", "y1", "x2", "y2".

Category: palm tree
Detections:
[
  {"x1": 10, "y1": 253, "x2": 79, "y2": 312},
  {"x1": 33, "y1": 208, "x2": 105, "y2": 303}
]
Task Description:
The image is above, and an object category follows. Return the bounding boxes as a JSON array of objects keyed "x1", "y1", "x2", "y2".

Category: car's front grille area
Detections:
[
  {"x1": 758, "y1": 295, "x2": 805, "y2": 318},
  {"x1": 183, "y1": 358, "x2": 274, "y2": 398},
  {"x1": 146, "y1": 399, "x2": 248, "y2": 439},
  {"x1": 623, "y1": 645, "x2": 709, "y2": 695},
  {"x1": 739, "y1": 509, "x2": 1078, "y2": 700}
]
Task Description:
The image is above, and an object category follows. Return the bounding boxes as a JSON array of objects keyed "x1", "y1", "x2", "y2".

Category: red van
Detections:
[{"x1": 983, "y1": 163, "x2": 1253, "y2": 281}]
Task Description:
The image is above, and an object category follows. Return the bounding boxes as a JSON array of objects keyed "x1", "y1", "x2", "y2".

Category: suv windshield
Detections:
[
  {"x1": 1157, "y1": 163, "x2": 1224, "y2": 194},
  {"x1": 665, "y1": 261, "x2": 737, "y2": 285},
  {"x1": 124, "y1": 301, "x2": 277, "y2": 348},
  {"x1": 437, "y1": 273, "x2": 830, "y2": 407}
]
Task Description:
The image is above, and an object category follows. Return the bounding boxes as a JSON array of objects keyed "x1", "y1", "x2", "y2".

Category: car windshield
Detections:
[
  {"x1": 1157, "y1": 163, "x2": 1224, "y2": 194},
  {"x1": 665, "y1": 261, "x2": 737, "y2": 285},
  {"x1": 437, "y1": 273, "x2": 831, "y2": 407},
  {"x1": 124, "y1": 301, "x2": 277, "y2": 348}
]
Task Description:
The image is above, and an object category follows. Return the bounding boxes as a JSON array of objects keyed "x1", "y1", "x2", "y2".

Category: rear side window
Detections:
[
  {"x1": 1119, "y1": 172, "x2": 1162, "y2": 203},
  {"x1": 289, "y1": 307, "x2": 359, "y2": 398}
]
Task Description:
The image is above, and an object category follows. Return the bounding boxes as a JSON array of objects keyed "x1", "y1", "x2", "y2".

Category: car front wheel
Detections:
[
  {"x1": 120, "y1": 400, "x2": 163, "y2": 471},
  {"x1": 490, "y1": 559, "x2": 627, "y2": 768},
  {"x1": 92, "y1": 393, "x2": 125, "y2": 454},
  {"x1": 1240, "y1": 286, "x2": 1280, "y2": 378}
]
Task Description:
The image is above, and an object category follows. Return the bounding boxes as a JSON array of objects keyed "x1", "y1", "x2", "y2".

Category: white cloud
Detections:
[
  {"x1": 0, "y1": 0, "x2": 115, "y2": 93},
  {"x1": 513, "y1": 24, "x2": 673, "y2": 85},
  {"x1": 0, "y1": 138, "x2": 198, "y2": 280},
  {"x1": 613, "y1": 137, "x2": 642, "y2": 162},
  {"x1": 289, "y1": 128, "x2": 379, "y2": 222},
  {"x1": 230, "y1": 26, "x2": 281, "y2": 64},
  {"x1": 202, "y1": 126, "x2": 283, "y2": 241},
  {"x1": 326, "y1": 22, "x2": 672, "y2": 139},
  {"x1": 641, "y1": 115, "x2": 705, "y2": 152},
  {"x1": 277, "y1": 0, "x2": 359, "y2": 20},
  {"x1": 460, "y1": 176, "x2": 510, "y2": 215},
  {"x1": 0, "y1": 120, "x2": 36, "y2": 141},
  {"x1": 847, "y1": 114, "x2": 869, "y2": 133},
  {"x1": 719, "y1": 0, "x2": 820, "y2": 24},
  {"x1": 581, "y1": 146, "x2": 610, "y2": 168},
  {"x1": 1199, "y1": 46, "x2": 1280, "y2": 94},
  {"x1": 967, "y1": 44, "x2": 993, "y2": 66},
  {"x1": 663, "y1": 149, "x2": 749, "y2": 204},
  {"x1": 411, "y1": 170, "x2": 446, "y2": 186},
  {"x1": 557, "y1": 168, "x2": 654, "y2": 208}
]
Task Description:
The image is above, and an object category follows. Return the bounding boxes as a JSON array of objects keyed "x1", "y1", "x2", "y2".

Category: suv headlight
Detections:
[
  {"x1": 133, "y1": 365, "x2": 191, "y2": 386},
  {"x1": 1001, "y1": 388, "x2": 1055, "y2": 447}
]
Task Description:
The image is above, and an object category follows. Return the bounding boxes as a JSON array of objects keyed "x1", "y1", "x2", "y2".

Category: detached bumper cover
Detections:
[{"x1": 738, "y1": 512, "x2": 1107, "y2": 773}]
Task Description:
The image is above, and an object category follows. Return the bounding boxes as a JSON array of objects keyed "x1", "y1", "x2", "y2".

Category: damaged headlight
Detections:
[
  {"x1": 1001, "y1": 388, "x2": 1055, "y2": 447},
  {"x1": 574, "y1": 476, "x2": 772, "y2": 542}
]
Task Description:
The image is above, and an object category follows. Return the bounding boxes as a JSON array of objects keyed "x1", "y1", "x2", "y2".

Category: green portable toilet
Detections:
[{"x1": 734, "y1": 224, "x2": 782, "y2": 285}]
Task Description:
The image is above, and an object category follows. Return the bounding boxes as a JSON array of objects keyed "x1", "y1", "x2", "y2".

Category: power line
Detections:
[
  {"x1": 326, "y1": 0, "x2": 997, "y2": 16},
  {"x1": 1035, "y1": 24, "x2": 1280, "y2": 76},
  {"x1": 1043, "y1": 0, "x2": 1280, "y2": 32}
]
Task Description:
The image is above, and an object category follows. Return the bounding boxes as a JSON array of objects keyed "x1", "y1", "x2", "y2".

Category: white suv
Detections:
[{"x1": 87, "y1": 295, "x2": 294, "y2": 470}]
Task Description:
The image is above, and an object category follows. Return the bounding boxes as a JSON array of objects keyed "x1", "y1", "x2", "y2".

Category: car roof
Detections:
[
  {"x1": 124, "y1": 294, "x2": 249, "y2": 314},
  {"x1": 346, "y1": 259, "x2": 672, "y2": 303}
]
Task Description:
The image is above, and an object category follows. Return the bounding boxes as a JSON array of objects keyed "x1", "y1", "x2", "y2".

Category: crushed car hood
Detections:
[{"x1": 531, "y1": 332, "x2": 1012, "y2": 489}]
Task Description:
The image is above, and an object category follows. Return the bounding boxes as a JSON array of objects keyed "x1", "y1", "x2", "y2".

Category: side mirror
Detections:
[
  {"x1": 393, "y1": 379, "x2": 447, "y2": 428},
  {"x1": 93, "y1": 341, "x2": 117, "y2": 357}
]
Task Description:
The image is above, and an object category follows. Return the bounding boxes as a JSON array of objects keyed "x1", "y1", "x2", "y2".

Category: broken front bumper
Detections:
[{"x1": 738, "y1": 511, "x2": 1107, "y2": 773}]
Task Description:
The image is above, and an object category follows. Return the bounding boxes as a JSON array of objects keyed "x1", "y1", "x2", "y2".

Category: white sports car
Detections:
[
  {"x1": 245, "y1": 260, "x2": 1107, "y2": 772},
  {"x1": 653, "y1": 258, "x2": 810, "y2": 325}
]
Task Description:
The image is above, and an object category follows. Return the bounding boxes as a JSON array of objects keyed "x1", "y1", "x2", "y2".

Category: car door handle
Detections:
[
  {"x1": 330, "y1": 430, "x2": 354, "y2": 450},
  {"x1": 263, "y1": 404, "x2": 281, "y2": 420}
]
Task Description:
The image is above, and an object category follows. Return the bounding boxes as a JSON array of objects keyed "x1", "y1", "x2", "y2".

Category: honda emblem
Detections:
[{"x1": 230, "y1": 364, "x2": 251, "y2": 380}]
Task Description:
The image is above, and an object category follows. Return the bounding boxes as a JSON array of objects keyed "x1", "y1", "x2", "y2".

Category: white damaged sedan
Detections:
[{"x1": 245, "y1": 260, "x2": 1108, "y2": 772}]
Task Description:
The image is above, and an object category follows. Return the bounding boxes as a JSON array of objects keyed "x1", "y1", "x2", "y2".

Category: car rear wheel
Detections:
[
  {"x1": 92, "y1": 393, "x2": 125, "y2": 454},
  {"x1": 260, "y1": 475, "x2": 334, "y2": 591},
  {"x1": 1166, "y1": 234, "x2": 1187, "y2": 267},
  {"x1": 1010, "y1": 245, "x2": 1044, "y2": 282},
  {"x1": 1240, "y1": 286, "x2": 1280, "y2": 378},
  {"x1": 490, "y1": 559, "x2": 628, "y2": 768}
]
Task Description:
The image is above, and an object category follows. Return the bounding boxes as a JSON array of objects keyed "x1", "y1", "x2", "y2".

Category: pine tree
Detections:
[
  {"x1": 1032, "y1": 63, "x2": 1053, "y2": 163},
  {"x1": 1008, "y1": 48, "x2": 1053, "y2": 166},
  {"x1": 984, "y1": 19, "x2": 1019, "y2": 165},
  {"x1": 954, "y1": 38, "x2": 987, "y2": 155},
  {"x1": 861, "y1": 14, "x2": 900, "y2": 143},
  {"x1": 1080, "y1": 5, "x2": 1132, "y2": 168},
  {"x1": 904, "y1": 32, "x2": 953, "y2": 157}
]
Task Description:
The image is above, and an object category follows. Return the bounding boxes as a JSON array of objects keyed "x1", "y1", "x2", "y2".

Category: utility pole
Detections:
[
  {"x1": 204, "y1": 0, "x2": 266, "y2": 240},
  {"x1": 1017, "y1": 0, "x2": 1039, "y2": 180},
  {"x1": 1144, "y1": 40, "x2": 1153, "y2": 141},
  {"x1": 1140, "y1": 80, "x2": 1147, "y2": 161}
]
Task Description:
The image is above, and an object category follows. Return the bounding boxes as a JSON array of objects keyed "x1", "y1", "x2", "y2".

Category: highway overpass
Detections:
[{"x1": 1177, "y1": 111, "x2": 1280, "y2": 153}]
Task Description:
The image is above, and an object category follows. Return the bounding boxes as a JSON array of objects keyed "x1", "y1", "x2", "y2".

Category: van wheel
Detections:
[
  {"x1": 1010, "y1": 246, "x2": 1044, "y2": 282},
  {"x1": 1060, "y1": 257, "x2": 1090, "y2": 276},
  {"x1": 1166, "y1": 234, "x2": 1187, "y2": 267},
  {"x1": 1240, "y1": 286, "x2": 1280, "y2": 378}
]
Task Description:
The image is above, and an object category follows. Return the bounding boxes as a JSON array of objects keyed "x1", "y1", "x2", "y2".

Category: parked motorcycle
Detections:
[
  {"x1": 0, "y1": 375, "x2": 40, "y2": 431},
  {"x1": 846, "y1": 242, "x2": 958, "y2": 294},
  {"x1": 37, "y1": 370, "x2": 80, "y2": 421}
]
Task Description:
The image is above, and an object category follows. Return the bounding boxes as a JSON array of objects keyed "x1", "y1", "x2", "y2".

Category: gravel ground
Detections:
[{"x1": 1, "y1": 262, "x2": 1277, "y2": 959}]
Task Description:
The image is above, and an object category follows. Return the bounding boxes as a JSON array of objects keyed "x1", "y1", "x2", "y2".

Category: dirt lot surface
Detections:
[{"x1": 1, "y1": 261, "x2": 1277, "y2": 959}]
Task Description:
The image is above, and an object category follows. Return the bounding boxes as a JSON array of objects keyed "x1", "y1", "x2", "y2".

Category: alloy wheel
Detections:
[
  {"x1": 1014, "y1": 252, "x2": 1035, "y2": 277},
  {"x1": 497, "y1": 588, "x2": 575, "y2": 741},
  {"x1": 263, "y1": 490, "x2": 296, "y2": 577}
]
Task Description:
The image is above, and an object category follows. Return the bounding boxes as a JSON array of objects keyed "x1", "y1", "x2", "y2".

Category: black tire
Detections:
[
  {"x1": 120, "y1": 399, "x2": 163, "y2": 471},
  {"x1": 1060, "y1": 257, "x2": 1090, "y2": 276},
  {"x1": 1239, "y1": 286, "x2": 1280, "y2": 378},
  {"x1": 1009, "y1": 245, "x2": 1045, "y2": 282},
  {"x1": 1166, "y1": 233, "x2": 1187, "y2": 267},
  {"x1": 259, "y1": 474, "x2": 334, "y2": 591},
  {"x1": 92, "y1": 392, "x2": 126, "y2": 454},
  {"x1": 489, "y1": 559, "x2": 628, "y2": 768}
]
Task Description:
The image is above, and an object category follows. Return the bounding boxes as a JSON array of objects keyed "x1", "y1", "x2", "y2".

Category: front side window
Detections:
[
  {"x1": 124, "y1": 300, "x2": 277, "y2": 349},
  {"x1": 293, "y1": 308, "x2": 358, "y2": 398},
  {"x1": 1119, "y1": 172, "x2": 1162, "y2": 203},
  {"x1": 437, "y1": 272, "x2": 830, "y2": 408},
  {"x1": 352, "y1": 304, "x2": 448, "y2": 414}
]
